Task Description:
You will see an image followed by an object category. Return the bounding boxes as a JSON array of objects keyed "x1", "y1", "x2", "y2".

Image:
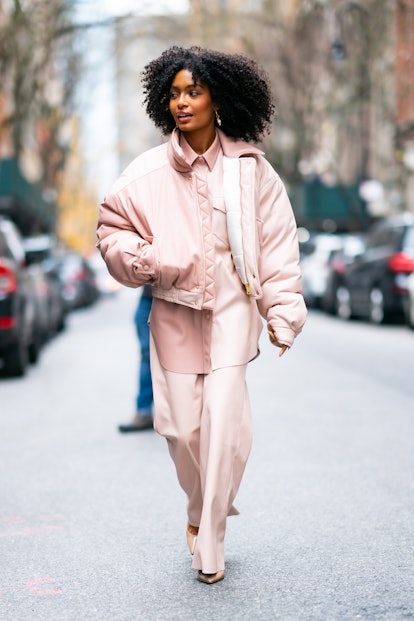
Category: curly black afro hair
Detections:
[{"x1": 141, "y1": 46, "x2": 275, "y2": 143}]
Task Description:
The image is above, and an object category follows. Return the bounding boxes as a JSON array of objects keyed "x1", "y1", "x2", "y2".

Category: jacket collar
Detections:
[
  {"x1": 167, "y1": 128, "x2": 264, "y2": 173},
  {"x1": 180, "y1": 132, "x2": 220, "y2": 171},
  {"x1": 217, "y1": 129, "x2": 264, "y2": 159}
]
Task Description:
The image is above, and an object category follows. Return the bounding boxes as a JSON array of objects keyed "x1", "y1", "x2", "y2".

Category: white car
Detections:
[{"x1": 300, "y1": 233, "x2": 343, "y2": 307}]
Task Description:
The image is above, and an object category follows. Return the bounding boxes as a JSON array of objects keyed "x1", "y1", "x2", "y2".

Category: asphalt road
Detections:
[{"x1": 1, "y1": 289, "x2": 413, "y2": 621}]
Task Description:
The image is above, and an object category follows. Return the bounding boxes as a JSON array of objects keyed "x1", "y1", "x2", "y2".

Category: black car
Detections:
[
  {"x1": 333, "y1": 213, "x2": 414, "y2": 323},
  {"x1": 0, "y1": 218, "x2": 42, "y2": 376}
]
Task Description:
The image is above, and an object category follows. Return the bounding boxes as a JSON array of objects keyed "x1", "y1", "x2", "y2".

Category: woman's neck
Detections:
[{"x1": 181, "y1": 128, "x2": 216, "y2": 155}]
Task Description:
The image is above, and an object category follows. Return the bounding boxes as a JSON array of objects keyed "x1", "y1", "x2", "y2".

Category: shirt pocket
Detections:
[{"x1": 212, "y1": 196, "x2": 229, "y2": 247}]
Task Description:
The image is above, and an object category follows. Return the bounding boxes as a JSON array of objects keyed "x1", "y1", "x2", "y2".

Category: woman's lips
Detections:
[{"x1": 177, "y1": 113, "x2": 192, "y2": 122}]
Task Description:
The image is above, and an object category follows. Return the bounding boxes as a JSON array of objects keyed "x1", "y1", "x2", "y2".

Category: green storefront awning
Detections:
[
  {"x1": 301, "y1": 178, "x2": 370, "y2": 232},
  {"x1": 0, "y1": 158, "x2": 56, "y2": 235}
]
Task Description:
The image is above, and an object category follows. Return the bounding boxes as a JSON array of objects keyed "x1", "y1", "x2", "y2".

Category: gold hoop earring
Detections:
[{"x1": 215, "y1": 110, "x2": 222, "y2": 127}]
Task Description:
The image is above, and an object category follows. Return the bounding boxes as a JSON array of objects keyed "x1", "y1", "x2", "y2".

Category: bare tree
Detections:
[
  {"x1": 0, "y1": 0, "x2": 82, "y2": 184},
  {"x1": 189, "y1": 0, "x2": 397, "y2": 193}
]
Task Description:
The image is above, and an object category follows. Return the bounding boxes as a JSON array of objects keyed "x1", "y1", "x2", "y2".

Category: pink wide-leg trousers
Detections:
[{"x1": 150, "y1": 335, "x2": 253, "y2": 574}]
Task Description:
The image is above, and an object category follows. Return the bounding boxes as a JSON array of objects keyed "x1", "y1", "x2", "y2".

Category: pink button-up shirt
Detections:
[{"x1": 149, "y1": 133, "x2": 263, "y2": 374}]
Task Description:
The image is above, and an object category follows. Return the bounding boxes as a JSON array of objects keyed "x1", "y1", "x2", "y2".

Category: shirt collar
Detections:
[{"x1": 180, "y1": 132, "x2": 220, "y2": 171}]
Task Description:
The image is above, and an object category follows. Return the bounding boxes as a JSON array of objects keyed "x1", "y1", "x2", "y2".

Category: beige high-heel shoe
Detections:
[{"x1": 186, "y1": 522, "x2": 199, "y2": 555}]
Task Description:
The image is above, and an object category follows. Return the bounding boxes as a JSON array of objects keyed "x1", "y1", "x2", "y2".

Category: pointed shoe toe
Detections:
[
  {"x1": 197, "y1": 570, "x2": 225, "y2": 584},
  {"x1": 186, "y1": 523, "x2": 199, "y2": 555}
]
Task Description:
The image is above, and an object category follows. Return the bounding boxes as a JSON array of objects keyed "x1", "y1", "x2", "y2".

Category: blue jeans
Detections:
[{"x1": 134, "y1": 294, "x2": 153, "y2": 414}]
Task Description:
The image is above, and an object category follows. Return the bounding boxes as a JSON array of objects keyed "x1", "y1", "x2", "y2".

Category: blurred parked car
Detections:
[
  {"x1": 23, "y1": 235, "x2": 67, "y2": 335},
  {"x1": 300, "y1": 233, "x2": 343, "y2": 307},
  {"x1": 331, "y1": 213, "x2": 414, "y2": 324},
  {"x1": 23, "y1": 236, "x2": 99, "y2": 313},
  {"x1": 322, "y1": 234, "x2": 366, "y2": 315},
  {"x1": 88, "y1": 251, "x2": 123, "y2": 295},
  {"x1": 56, "y1": 252, "x2": 100, "y2": 310},
  {"x1": 0, "y1": 218, "x2": 42, "y2": 376}
]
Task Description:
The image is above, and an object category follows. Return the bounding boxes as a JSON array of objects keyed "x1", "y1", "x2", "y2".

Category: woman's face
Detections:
[{"x1": 169, "y1": 69, "x2": 216, "y2": 138}]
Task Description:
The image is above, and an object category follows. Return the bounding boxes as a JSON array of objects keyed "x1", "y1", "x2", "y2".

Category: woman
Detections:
[{"x1": 97, "y1": 46, "x2": 307, "y2": 584}]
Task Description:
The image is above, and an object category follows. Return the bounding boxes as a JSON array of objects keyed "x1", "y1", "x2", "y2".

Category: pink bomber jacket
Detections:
[{"x1": 97, "y1": 129, "x2": 307, "y2": 347}]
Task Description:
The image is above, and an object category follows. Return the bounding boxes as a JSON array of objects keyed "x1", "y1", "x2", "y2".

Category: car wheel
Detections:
[
  {"x1": 56, "y1": 311, "x2": 67, "y2": 333},
  {"x1": 369, "y1": 287, "x2": 385, "y2": 324},
  {"x1": 335, "y1": 286, "x2": 352, "y2": 320},
  {"x1": 407, "y1": 294, "x2": 414, "y2": 330},
  {"x1": 2, "y1": 335, "x2": 28, "y2": 377},
  {"x1": 28, "y1": 330, "x2": 42, "y2": 364}
]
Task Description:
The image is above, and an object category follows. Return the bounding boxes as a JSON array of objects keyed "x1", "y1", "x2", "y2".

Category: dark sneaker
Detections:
[{"x1": 118, "y1": 412, "x2": 153, "y2": 433}]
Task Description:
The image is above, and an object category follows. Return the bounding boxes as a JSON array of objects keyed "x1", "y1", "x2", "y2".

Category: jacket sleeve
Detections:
[
  {"x1": 256, "y1": 169, "x2": 307, "y2": 348},
  {"x1": 96, "y1": 190, "x2": 158, "y2": 289}
]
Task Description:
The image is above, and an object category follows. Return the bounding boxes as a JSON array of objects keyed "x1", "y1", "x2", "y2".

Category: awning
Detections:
[{"x1": 0, "y1": 158, "x2": 56, "y2": 235}]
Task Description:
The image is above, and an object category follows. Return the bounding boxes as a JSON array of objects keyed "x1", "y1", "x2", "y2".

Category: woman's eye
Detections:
[
  {"x1": 190, "y1": 91, "x2": 199, "y2": 97},
  {"x1": 170, "y1": 92, "x2": 178, "y2": 99}
]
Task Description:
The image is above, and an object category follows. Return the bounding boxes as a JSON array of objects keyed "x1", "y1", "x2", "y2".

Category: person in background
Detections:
[
  {"x1": 118, "y1": 285, "x2": 153, "y2": 432},
  {"x1": 97, "y1": 46, "x2": 307, "y2": 584}
]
